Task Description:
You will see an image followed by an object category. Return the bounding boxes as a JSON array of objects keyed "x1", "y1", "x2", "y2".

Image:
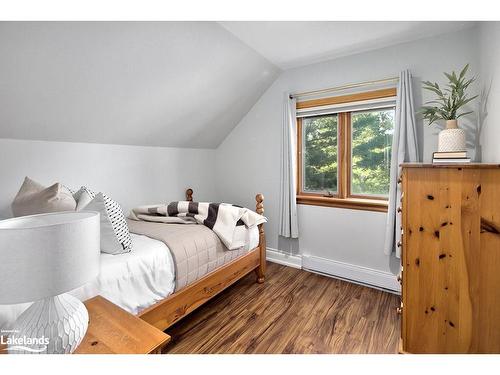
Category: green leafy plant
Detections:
[{"x1": 420, "y1": 64, "x2": 478, "y2": 126}]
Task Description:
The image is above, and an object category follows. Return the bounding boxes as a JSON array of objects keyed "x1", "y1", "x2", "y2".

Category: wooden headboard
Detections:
[
  {"x1": 185, "y1": 188, "x2": 193, "y2": 202},
  {"x1": 185, "y1": 188, "x2": 264, "y2": 216}
]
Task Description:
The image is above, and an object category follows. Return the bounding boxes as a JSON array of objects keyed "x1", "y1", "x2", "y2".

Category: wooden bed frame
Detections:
[{"x1": 138, "y1": 189, "x2": 266, "y2": 331}]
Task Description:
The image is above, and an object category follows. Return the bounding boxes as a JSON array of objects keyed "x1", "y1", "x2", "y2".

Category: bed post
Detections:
[
  {"x1": 255, "y1": 193, "x2": 266, "y2": 284},
  {"x1": 186, "y1": 188, "x2": 193, "y2": 201}
]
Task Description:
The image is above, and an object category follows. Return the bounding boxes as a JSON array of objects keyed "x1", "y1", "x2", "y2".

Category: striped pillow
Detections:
[{"x1": 74, "y1": 187, "x2": 132, "y2": 254}]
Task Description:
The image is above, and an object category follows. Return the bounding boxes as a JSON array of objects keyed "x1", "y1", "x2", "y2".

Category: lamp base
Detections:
[{"x1": 8, "y1": 294, "x2": 88, "y2": 354}]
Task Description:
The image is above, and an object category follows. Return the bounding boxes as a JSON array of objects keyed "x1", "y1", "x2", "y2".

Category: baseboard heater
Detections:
[
  {"x1": 301, "y1": 254, "x2": 401, "y2": 295},
  {"x1": 303, "y1": 266, "x2": 400, "y2": 295}
]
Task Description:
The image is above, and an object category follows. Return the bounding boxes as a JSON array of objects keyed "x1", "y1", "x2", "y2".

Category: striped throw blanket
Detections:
[{"x1": 129, "y1": 201, "x2": 267, "y2": 250}]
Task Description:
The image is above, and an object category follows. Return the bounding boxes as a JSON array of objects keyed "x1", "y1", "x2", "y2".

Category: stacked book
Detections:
[{"x1": 433, "y1": 151, "x2": 471, "y2": 163}]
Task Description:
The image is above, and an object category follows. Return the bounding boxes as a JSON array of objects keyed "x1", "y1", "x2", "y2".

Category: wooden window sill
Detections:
[{"x1": 296, "y1": 194, "x2": 388, "y2": 213}]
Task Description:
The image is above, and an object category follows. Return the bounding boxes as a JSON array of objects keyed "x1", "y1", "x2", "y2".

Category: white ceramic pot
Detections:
[{"x1": 438, "y1": 120, "x2": 466, "y2": 152}]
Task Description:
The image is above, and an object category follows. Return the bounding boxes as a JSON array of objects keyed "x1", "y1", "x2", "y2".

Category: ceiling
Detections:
[
  {"x1": 219, "y1": 21, "x2": 476, "y2": 69},
  {"x1": 0, "y1": 21, "x2": 476, "y2": 148},
  {"x1": 0, "y1": 22, "x2": 279, "y2": 149}
]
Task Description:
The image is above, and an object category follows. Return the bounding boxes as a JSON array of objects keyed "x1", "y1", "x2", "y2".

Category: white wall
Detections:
[
  {"x1": 1, "y1": 24, "x2": 492, "y2": 292},
  {"x1": 0, "y1": 138, "x2": 216, "y2": 218},
  {"x1": 215, "y1": 27, "x2": 480, "y2": 285},
  {"x1": 0, "y1": 22, "x2": 280, "y2": 149},
  {"x1": 479, "y1": 22, "x2": 500, "y2": 162}
]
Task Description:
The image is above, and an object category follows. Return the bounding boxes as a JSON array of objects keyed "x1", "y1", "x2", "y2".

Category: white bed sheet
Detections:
[
  {"x1": 0, "y1": 227, "x2": 259, "y2": 330},
  {"x1": 246, "y1": 225, "x2": 260, "y2": 251},
  {"x1": 0, "y1": 233, "x2": 175, "y2": 330}
]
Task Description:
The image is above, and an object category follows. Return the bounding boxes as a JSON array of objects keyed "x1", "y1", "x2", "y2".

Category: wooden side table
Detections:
[{"x1": 74, "y1": 296, "x2": 170, "y2": 354}]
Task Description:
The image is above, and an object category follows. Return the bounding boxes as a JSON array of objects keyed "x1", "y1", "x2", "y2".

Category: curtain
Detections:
[
  {"x1": 384, "y1": 70, "x2": 419, "y2": 257},
  {"x1": 279, "y1": 93, "x2": 299, "y2": 238}
]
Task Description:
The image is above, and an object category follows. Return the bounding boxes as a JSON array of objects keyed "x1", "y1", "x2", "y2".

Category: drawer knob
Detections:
[
  {"x1": 397, "y1": 207, "x2": 402, "y2": 213},
  {"x1": 396, "y1": 301, "x2": 403, "y2": 315},
  {"x1": 397, "y1": 241, "x2": 402, "y2": 248},
  {"x1": 397, "y1": 177, "x2": 402, "y2": 184}
]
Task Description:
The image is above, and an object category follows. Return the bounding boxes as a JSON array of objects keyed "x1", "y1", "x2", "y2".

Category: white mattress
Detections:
[
  {"x1": 0, "y1": 227, "x2": 259, "y2": 330},
  {"x1": 0, "y1": 233, "x2": 175, "y2": 330}
]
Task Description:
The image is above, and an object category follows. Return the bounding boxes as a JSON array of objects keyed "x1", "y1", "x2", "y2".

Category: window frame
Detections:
[{"x1": 296, "y1": 88, "x2": 396, "y2": 213}]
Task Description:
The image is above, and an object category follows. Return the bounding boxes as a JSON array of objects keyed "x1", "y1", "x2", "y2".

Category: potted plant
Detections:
[{"x1": 421, "y1": 64, "x2": 478, "y2": 152}]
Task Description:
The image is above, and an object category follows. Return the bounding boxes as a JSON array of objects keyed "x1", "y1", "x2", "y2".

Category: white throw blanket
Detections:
[{"x1": 129, "y1": 201, "x2": 267, "y2": 250}]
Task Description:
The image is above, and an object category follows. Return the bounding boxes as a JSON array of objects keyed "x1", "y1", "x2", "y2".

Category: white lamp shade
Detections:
[{"x1": 0, "y1": 211, "x2": 100, "y2": 304}]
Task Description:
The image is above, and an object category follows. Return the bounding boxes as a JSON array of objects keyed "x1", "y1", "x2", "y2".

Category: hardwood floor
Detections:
[{"x1": 163, "y1": 262, "x2": 400, "y2": 354}]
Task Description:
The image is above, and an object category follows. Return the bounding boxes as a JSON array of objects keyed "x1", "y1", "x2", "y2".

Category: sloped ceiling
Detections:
[
  {"x1": 219, "y1": 21, "x2": 476, "y2": 69},
  {"x1": 0, "y1": 22, "x2": 280, "y2": 148},
  {"x1": 0, "y1": 21, "x2": 476, "y2": 149}
]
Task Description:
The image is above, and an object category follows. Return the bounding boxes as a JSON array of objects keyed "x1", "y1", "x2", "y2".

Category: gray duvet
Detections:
[{"x1": 127, "y1": 219, "x2": 248, "y2": 291}]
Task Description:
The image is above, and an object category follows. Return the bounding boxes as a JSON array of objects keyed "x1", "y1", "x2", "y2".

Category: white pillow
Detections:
[
  {"x1": 74, "y1": 187, "x2": 132, "y2": 255},
  {"x1": 74, "y1": 188, "x2": 93, "y2": 210},
  {"x1": 11, "y1": 177, "x2": 76, "y2": 217}
]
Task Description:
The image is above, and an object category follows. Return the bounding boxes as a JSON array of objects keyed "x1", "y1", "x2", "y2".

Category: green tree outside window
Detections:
[{"x1": 302, "y1": 108, "x2": 394, "y2": 197}]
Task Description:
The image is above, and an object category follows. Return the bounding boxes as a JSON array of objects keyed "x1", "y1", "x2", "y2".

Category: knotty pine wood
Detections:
[
  {"x1": 75, "y1": 296, "x2": 170, "y2": 354},
  {"x1": 163, "y1": 262, "x2": 400, "y2": 354},
  {"x1": 139, "y1": 248, "x2": 261, "y2": 330},
  {"x1": 139, "y1": 189, "x2": 267, "y2": 332},
  {"x1": 401, "y1": 166, "x2": 500, "y2": 353},
  {"x1": 1, "y1": 296, "x2": 170, "y2": 354},
  {"x1": 401, "y1": 163, "x2": 500, "y2": 169},
  {"x1": 254, "y1": 193, "x2": 266, "y2": 283}
]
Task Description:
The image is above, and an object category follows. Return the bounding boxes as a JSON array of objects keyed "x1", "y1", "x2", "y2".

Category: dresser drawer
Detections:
[{"x1": 400, "y1": 164, "x2": 500, "y2": 353}]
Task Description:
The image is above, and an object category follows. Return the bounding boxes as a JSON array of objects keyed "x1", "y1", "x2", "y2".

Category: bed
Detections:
[
  {"x1": 0, "y1": 190, "x2": 266, "y2": 332},
  {"x1": 135, "y1": 189, "x2": 266, "y2": 331}
]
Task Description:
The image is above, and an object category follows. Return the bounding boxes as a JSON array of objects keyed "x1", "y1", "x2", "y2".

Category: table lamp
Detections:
[{"x1": 0, "y1": 211, "x2": 100, "y2": 354}]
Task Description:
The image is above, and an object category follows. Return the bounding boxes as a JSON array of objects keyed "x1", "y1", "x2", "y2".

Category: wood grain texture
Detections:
[
  {"x1": 401, "y1": 166, "x2": 500, "y2": 353},
  {"x1": 401, "y1": 163, "x2": 500, "y2": 169},
  {"x1": 296, "y1": 194, "x2": 388, "y2": 212},
  {"x1": 138, "y1": 193, "x2": 267, "y2": 331},
  {"x1": 338, "y1": 112, "x2": 348, "y2": 199},
  {"x1": 163, "y1": 263, "x2": 400, "y2": 354},
  {"x1": 139, "y1": 248, "x2": 261, "y2": 330},
  {"x1": 255, "y1": 193, "x2": 266, "y2": 283},
  {"x1": 296, "y1": 88, "x2": 397, "y2": 109},
  {"x1": 75, "y1": 296, "x2": 170, "y2": 354}
]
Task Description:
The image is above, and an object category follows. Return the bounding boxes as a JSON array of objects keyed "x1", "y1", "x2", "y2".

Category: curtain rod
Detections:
[{"x1": 289, "y1": 76, "x2": 399, "y2": 99}]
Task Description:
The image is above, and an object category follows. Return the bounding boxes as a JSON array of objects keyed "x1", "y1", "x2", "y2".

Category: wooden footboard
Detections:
[{"x1": 138, "y1": 189, "x2": 266, "y2": 331}]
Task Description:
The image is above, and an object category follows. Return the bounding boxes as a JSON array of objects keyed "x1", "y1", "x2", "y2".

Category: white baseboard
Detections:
[
  {"x1": 302, "y1": 254, "x2": 401, "y2": 294},
  {"x1": 266, "y1": 247, "x2": 302, "y2": 269}
]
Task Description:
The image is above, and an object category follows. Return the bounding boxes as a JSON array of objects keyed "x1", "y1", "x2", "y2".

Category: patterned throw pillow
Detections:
[{"x1": 74, "y1": 186, "x2": 132, "y2": 254}]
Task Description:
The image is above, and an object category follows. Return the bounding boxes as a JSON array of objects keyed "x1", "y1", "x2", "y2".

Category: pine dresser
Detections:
[{"x1": 399, "y1": 163, "x2": 500, "y2": 353}]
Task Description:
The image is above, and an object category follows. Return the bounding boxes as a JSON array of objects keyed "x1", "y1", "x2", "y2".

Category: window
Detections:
[
  {"x1": 302, "y1": 114, "x2": 338, "y2": 194},
  {"x1": 350, "y1": 109, "x2": 394, "y2": 197},
  {"x1": 296, "y1": 88, "x2": 396, "y2": 212}
]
